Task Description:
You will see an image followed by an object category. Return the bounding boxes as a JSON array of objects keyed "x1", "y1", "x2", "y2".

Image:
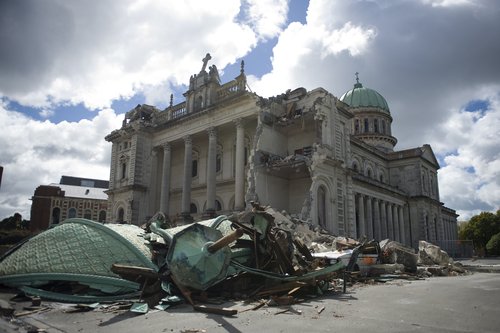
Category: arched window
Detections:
[
  {"x1": 367, "y1": 168, "x2": 372, "y2": 178},
  {"x1": 352, "y1": 162, "x2": 359, "y2": 172},
  {"x1": 192, "y1": 159, "x2": 198, "y2": 177},
  {"x1": 382, "y1": 120, "x2": 386, "y2": 134},
  {"x1": 196, "y1": 96, "x2": 203, "y2": 110},
  {"x1": 52, "y1": 207, "x2": 61, "y2": 224},
  {"x1": 68, "y1": 208, "x2": 77, "y2": 218},
  {"x1": 192, "y1": 149, "x2": 199, "y2": 178},
  {"x1": 215, "y1": 199, "x2": 222, "y2": 211},
  {"x1": 99, "y1": 210, "x2": 106, "y2": 222},
  {"x1": 117, "y1": 208, "x2": 125, "y2": 223},
  {"x1": 354, "y1": 119, "x2": 360, "y2": 134},
  {"x1": 364, "y1": 118, "x2": 369, "y2": 133},
  {"x1": 379, "y1": 174, "x2": 384, "y2": 183},
  {"x1": 121, "y1": 163, "x2": 127, "y2": 179},
  {"x1": 190, "y1": 203, "x2": 198, "y2": 214},
  {"x1": 374, "y1": 119, "x2": 379, "y2": 133},
  {"x1": 84, "y1": 209, "x2": 92, "y2": 220},
  {"x1": 317, "y1": 186, "x2": 327, "y2": 228}
]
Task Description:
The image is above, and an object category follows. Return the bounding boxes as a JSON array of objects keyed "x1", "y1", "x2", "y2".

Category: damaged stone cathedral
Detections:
[{"x1": 105, "y1": 54, "x2": 458, "y2": 249}]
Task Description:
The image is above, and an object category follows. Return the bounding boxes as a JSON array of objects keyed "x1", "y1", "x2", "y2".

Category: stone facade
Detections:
[
  {"x1": 30, "y1": 176, "x2": 108, "y2": 231},
  {"x1": 105, "y1": 55, "x2": 458, "y2": 248}
]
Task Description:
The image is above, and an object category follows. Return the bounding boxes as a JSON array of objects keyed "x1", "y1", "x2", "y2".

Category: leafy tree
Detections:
[
  {"x1": 459, "y1": 211, "x2": 500, "y2": 255},
  {"x1": 0, "y1": 213, "x2": 27, "y2": 230},
  {"x1": 0, "y1": 213, "x2": 20, "y2": 230},
  {"x1": 486, "y1": 232, "x2": 500, "y2": 256}
]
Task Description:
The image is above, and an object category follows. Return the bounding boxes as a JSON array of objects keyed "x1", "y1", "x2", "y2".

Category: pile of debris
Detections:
[
  {"x1": 0, "y1": 202, "x2": 468, "y2": 317},
  {"x1": 0, "y1": 203, "x2": 349, "y2": 316}
]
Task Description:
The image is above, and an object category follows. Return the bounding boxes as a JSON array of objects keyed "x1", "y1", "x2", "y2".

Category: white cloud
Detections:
[
  {"x1": 421, "y1": 0, "x2": 476, "y2": 7},
  {"x1": 39, "y1": 108, "x2": 55, "y2": 118},
  {"x1": 0, "y1": 0, "x2": 258, "y2": 110},
  {"x1": 0, "y1": 103, "x2": 122, "y2": 219},
  {"x1": 437, "y1": 92, "x2": 500, "y2": 220},
  {"x1": 249, "y1": 0, "x2": 500, "y2": 220},
  {"x1": 243, "y1": 0, "x2": 289, "y2": 40},
  {"x1": 0, "y1": 0, "x2": 499, "y2": 222},
  {"x1": 249, "y1": 13, "x2": 376, "y2": 96}
]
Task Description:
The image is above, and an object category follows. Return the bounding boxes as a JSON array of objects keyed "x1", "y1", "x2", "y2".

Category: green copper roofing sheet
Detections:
[{"x1": 0, "y1": 218, "x2": 156, "y2": 301}]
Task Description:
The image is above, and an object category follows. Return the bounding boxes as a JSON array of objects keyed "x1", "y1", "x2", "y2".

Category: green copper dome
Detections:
[{"x1": 340, "y1": 76, "x2": 390, "y2": 112}]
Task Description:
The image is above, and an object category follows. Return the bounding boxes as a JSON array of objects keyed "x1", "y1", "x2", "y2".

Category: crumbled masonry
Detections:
[{"x1": 0, "y1": 204, "x2": 469, "y2": 317}]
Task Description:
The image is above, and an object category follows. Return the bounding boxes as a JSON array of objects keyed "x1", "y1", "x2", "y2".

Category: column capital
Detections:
[
  {"x1": 160, "y1": 141, "x2": 171, "y2": 151},
  {"x1": 234, "y1": 118, "x2": 245, "y2": 128},
  {"x1": 207, "y1": 126, "x2": 217, "y2": 138},
  {"x1": 183, "y1": 135, "x2": 192, "y2": 145}
]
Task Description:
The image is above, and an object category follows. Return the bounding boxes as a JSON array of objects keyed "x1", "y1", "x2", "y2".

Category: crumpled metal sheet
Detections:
[{"x1": 0, "y1": 218, "x2": 156, "y2": 300}]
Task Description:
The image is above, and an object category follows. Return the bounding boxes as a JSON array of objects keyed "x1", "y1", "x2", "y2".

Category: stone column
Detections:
[
  {"x1": 387, "y1": 203, "x2": 394, "y2": 240},
  {"x1": 181, "y1": 135, "x2": 193, "y2": 222},
  {"x1": 446, "y1": 220, "x2": 451, "y2": 240},
  {"x1": 380, "y1": 201, "x2": 387, "y2": 239},
  {"x1": 393, "y1": 205, "x2": 400, "y2": 242},
  {"x1": 373, "y1": 199, "x2": 381, "y2": 240},
  {"x1": 366, "y1": 197, "x2": 373, "y2": 239},
  {"x1": 159, "y1": 142, "x2": 171, "y2": 217},
  {"x1": 205, "y1": 127, "x2": 217, "y2": 217},
  {"x1": 357, "y1": 194, "x2": 365, "y2": 238},
  {"x1": 398, "y1": 206, "x2": 405, "y2": 244},
  {"x1": 234, "y1": 119, "x2": 245, "y2": 210}
]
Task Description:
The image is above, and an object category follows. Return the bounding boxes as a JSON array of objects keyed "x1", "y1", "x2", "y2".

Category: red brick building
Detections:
[{"x1": 30, "y1": 176, "x2": 109, "y2": 231}]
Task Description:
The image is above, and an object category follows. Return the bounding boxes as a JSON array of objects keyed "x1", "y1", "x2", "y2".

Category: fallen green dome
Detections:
[{"x1": 0, "y1": 218, "x2": 156, "y2": 302}]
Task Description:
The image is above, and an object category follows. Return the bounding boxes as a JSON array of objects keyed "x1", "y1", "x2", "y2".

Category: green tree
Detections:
[
  {"x1": 486, "y1": 232, "x2": 500, "y2": 256},
  {"x1": 459, "y1": 211, "x2": 500, "y2": 256},
  {"x1": 0, "y1": 213, "x2": 20, "y2": 230}
]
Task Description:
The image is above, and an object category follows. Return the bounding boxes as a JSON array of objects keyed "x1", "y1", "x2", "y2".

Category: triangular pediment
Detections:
[{"x1": 420, "y1": 144, "x2": 440, "y2": 168}]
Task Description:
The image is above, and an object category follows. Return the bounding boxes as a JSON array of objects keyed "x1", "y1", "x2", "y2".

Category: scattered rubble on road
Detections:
[{"x1": 0, "y1": 203, "x2": 470, "y2": 320}]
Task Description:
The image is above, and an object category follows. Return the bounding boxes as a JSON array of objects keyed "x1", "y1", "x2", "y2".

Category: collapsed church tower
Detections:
[{"x1": 105, "y1": 54, "x2": 458, "y2": 249}]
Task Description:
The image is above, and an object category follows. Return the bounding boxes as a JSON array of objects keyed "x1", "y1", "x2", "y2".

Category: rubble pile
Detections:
[
  {"x1": 416, "y1": 241, "x2": 467, "y2": 277},
  {"x1": 263, "y1": 207, "x2": 338, "y2": 253},
  {"x1": 0, "y1": 203, "x2": 469, "y2": 318}
]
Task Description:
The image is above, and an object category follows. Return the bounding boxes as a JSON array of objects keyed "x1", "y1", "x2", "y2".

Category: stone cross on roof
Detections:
[{"x1": 201, "y1": 53, "x2": 212, "y2": 72}]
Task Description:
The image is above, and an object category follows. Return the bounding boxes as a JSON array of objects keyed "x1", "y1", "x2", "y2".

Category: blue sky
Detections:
[{"x1": 1, "y1": 0, "x2": 499, "y2": 221}]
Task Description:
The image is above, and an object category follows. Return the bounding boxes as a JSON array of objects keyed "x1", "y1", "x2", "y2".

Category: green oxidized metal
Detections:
[
  {"x1": 0, "y1": 218, "x2": 157, "y2": 302},
  {"x1": 340, "y1": 80, "x2": 390, "y2": 112},
  {"x1": 151, "y1": 216, "x2": 233, "y2": 291}
]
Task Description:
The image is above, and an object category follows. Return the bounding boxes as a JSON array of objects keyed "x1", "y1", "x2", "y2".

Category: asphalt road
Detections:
[{"x1": 2, "y1": 272, "x2": 500, "y2": 333}]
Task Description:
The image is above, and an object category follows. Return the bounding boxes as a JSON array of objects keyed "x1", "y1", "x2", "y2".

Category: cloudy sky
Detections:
[{"x1": 0, "y1": 0, "x2": 499, "y2": 222}]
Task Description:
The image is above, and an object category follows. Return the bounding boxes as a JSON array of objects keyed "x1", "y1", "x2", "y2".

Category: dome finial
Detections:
[{"x1": 354, "y1": 71, "x2": 363, "y2": 88}]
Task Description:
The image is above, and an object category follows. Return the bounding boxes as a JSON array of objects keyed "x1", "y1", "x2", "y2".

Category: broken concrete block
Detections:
[
  {"x1": 416, "y1": 266, "x2": 432, "y2": 277},
  {"x1": 425, "y1": 266, "x2": 449, "y2": 276},
  {"x1": 367, "y1": 263, "x2": 405, "y2": 276},
  {"x1": 381, "y1": 241, "x2": 418, "y2": 273},
  {"x1": 418, "y1": 241, "x2": 452, "y2": 266}
]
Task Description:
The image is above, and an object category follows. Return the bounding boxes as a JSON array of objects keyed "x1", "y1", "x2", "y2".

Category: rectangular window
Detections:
[
  {"x1": 81, "y1": 180, "x2": 95, "y2": 187},
  {"x1": 192, "y1": 160, "x2": 198, "y2": 177},
  {"x1": 216, "y1": 154, "x2": 222, "y2": 173},
  {"x1": 121, "y1": 163, "x2": 127, "y2": 179}
]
